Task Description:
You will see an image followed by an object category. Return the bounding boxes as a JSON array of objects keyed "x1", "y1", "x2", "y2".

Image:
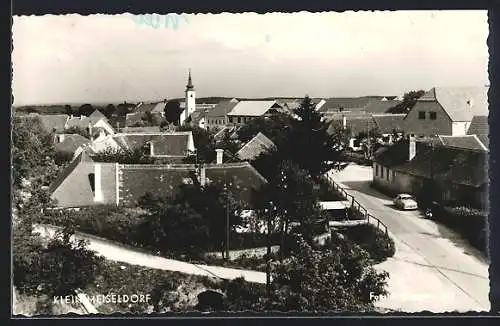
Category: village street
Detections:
[{"x1": 328, "y1": 164, "x2": 490, "y2": 312}]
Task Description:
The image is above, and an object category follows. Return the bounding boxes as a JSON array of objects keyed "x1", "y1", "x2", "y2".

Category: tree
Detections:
[
  {"x1": 116, "y1": 103, "x2": 132, "y2": 116},
  {"x1": 90, "y1": 146, "x2": 154, "y2": 164},
  {"x1": 64, "y1": 104, "x2": 73, "y2": 115},
  {"x1": 104, "y1": 104, "x2": 116, "y2": 118},
  {"x1": 165, "y1": 100, "x2": 182, "y2": 125},
  {"x1": 268, "y1": 235, "x2": 389, "y2": 311},
  {"x1": 177, "y1": 125, "x2": 217, "y2": 164},
  {"x1": 252, "y1": 160, "x2": 324, "y2": 246},
  {"x1": 14, "y1": 225, "x2": 104, "y2": 297},
  {"x1": 236, "y1": 113, "x2": 293, "y2": 146},
  {"x1": 77, "y1": 103, "x2": 94, "y2": 116},
  {"x1": 285, "y1": 96, "x2": 344, "y2": 178},
  {"x1": 388, "y1": 90, "x2": 425, "y2": 114},
  {"x1": 65, "y1": 126, "x2": 90, "y2": 138}
]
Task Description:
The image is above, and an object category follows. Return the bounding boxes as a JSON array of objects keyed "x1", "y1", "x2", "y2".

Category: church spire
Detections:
[{"x1": 186, "y1": 69, "x2": 194, "y2": 91}]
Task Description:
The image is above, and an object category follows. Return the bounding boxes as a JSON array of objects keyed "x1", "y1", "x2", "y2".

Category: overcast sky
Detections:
[{"x1": 12, "y1": 11, "x2": 488, "y2": 106}]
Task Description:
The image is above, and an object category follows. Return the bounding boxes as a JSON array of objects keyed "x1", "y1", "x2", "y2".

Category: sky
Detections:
[{"x1": 12, "y1": 11, "x2": 489, "y2": 106}]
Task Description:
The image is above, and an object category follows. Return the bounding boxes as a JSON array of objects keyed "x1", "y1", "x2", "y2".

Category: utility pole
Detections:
[
  {"x1": 224, "y1": 182, "x2": 231, "y2": 261},
  {"x1": 280, "y1": 171, "x2": 287, "y2": 262}
]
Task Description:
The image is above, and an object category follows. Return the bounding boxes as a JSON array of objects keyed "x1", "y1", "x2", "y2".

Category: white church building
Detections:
[{"x1": 179, "y1": 69, "x2": 196, "y2": 125}]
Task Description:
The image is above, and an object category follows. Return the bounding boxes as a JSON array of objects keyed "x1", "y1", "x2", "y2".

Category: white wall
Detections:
[
  {"x1": 94, "y1": 119, "x2": 115, "y2": 135},
  {"x1": 451, "y1": 121, "x2": 471, "y2": 136}
]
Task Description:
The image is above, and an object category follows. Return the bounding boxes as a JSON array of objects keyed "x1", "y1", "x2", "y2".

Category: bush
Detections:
[
  {"x1": 433, "y1": 205, "x2": 487, "y2": 252},
  {"x1": 336, "y1": 224, "x2": 396, "y2": 263}
]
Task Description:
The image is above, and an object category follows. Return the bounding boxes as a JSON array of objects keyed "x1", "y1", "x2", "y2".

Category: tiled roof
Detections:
[
  {"x1": 54, "y1": 134, "x2": 91, "y2": 154},
  {"x1": 135, "y1": 102, "x2": 163, "y2": 113},
  {"x1": 372, "y1": 114, "x2": 406, "y2": 133},
  {"x1": 365, "y1": 100, "x2": 401, "y2": 114},
  {"x1": 118, "y1": 162, "x2": 267, "y2": 206},
  {"x1": 438, "y1": 135, "x2": 488, "y2": 152},
  {"x1": 206, "y1": 101, "x2": 239, "y2": 118},
  {"x1": 318, "y1": 97, "x2": 375, "y2": 113},
  {"x1": 38, "y1": 114, "x2": 69, "y2": 133},
  {"x1": 236, "y1": 132, "x2": 276, "y2": 161},
  {"x1": 123, "y1": 126, "x2": 161, "y2": 133},
  {"x1": 66, "y1": 115, "x2": 105, "y2": 130},
  {"x1": 49, "y1": 151, "x2": 93, "y2": 194},
  {"x1": 327, "y1": 114, "x2": 376, "y2": 136},
  {"x1": 374, "y1": 140, "x2": 487, "y2": 187},
  {"x1": 227, "y1": 101, "x2": 279, "y2": 117},
  {"x1": 125, "y1": 112, "x2": 144, "y2": 127},
  {"x1": 113, "y1": 132, "x2": 192, "y2": 157},
  {"x1": 418, "y1": 87, "x2": 489, "y2": 121},
  {"x1": 467, "y1": 115, "x2": 489, "y2": 148}
]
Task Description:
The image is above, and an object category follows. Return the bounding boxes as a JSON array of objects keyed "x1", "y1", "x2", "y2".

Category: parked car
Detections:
[{"x1": 393, "y1": 194, "x2": 418, "y2": 210}]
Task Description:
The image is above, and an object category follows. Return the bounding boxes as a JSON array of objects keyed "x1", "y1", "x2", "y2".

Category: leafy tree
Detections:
[
  {"x1": 90, "y1": 146, "x2": 154, "y2": 164},
  {"x1": 165, "y1": 100, "x2": 182, "y2": 125},
  {"x1": 14, "y1": 225, "x2": 104, "y2": 297},
  {"x1": 77, "y1": 103, "x2": 94, "y2": 116},
  {"x1": 177, "y1": 125, "x2": 217, "y2": 164},
  {"x1": 116, "y1": 103, "x2": 132, "y2": 116},
  {"x1": 236, "y1": 113, "x2": 293, "y2": 146},
  {"x1": 269, "y1": 235, "x2": 389, "y2": 311},
  {"x1": 174, "y1": 178, "x2": 244, "y2": 258},
  {"x1": 388, "y1": 90, "x2": 425, "y2": 114},
  {"x1": 252, "y1": 160, "x2": 324, "y2": 246},
  {"x1": 64, "y1": 104, "x2": 73, "y2": 115},
  {"x1": 104, "y1": 104, "x2": 116, "y2": 118}
]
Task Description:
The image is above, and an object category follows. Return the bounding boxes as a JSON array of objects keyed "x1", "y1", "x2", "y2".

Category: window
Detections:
[
  {"x1": 88, "y1": 174, "x2": 96, "y2": 194},
  {"x1": 381, "y1": 166, "x2": 384, "y2": 178},
  {"x1": 392, "y1": 170, "x2": 396, "y2": 182},
  {"x1": 229, "y1": 117, "x2": 233, "y2": 123},
  {"x1": 386, "y1": 168, "x2": 390, "y2": 181},
  {"x1": 375, "y1": 164, "x2": 379, "y2": 176},
  {"x1": 429, "y1": 112, "x2": 437, "y2": 120},
  {"x1": 418, "y1": 111, "x2": 426, "y2": 120},
  {"x1": 237, "y1": 117, "x2": 241, "y2": 123}
]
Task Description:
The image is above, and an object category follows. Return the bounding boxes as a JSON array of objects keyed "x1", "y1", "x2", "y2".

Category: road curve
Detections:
[{"x1": 328, "y1": 164, "x2": 489, "y2": 312}]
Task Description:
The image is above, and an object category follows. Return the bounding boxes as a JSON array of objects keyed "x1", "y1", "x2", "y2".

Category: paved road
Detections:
[
  {"x1": 33, "y1": 224, "x2": 267, "y2": 284},
  {"x1": 328, "y1": 164, "x2": 490, "y2": 312}
]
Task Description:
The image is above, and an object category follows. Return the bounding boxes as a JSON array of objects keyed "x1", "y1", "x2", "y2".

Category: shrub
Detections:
[{"x1": 336, "y1": 224, "x2": 395, "y2": 263}]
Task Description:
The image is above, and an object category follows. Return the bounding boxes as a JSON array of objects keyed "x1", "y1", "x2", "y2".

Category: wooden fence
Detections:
[{"x1": 324, "y1": 174, "x2": 388, "y2": 235}]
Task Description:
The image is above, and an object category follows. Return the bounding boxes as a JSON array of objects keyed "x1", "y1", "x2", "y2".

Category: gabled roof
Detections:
[
  {"x1": 113, "y1": 131, "x2": 193, "y2": 157},
  {"x1": 48, "y1": 151, "x2": 93, "y2": 194},
  {"x1": 65, "y1": 115, "x2": 107, "y2": 130},
  {"x1": 372, "y1": 114, "x2": 406, "y2": 133},
  {"x1": 374, "y1": 140, "x2": 488, "y2": 187},
  {"x1": 118, "y1": 162, "x2": 267, "y2": 207},
  {"x1": 227, "y1": 101, "x2": 280, "y2": 117},
  {"x1": 38, "y1": 114, "x2": 69, "y2": 133},
  {"x1": 438, "y1": 135, "x2": 488, "y2": 152},
  {"x1": 236, "y1": 132, "x2": 276, "y2": 161},
  {"x1": 418, "y1": 87, "x2": 489, "y2": 121},
  {"x1": 318, "y1": 97, "x2": 375, "y2": 113},
  {"x1": 134, "y1": 102, "x2": 163, "y2": 113},
  {"x1": 467, "y1": 115, "x2": 489, "y2": 148},
  {"x1": 125, "y1": 112, "x2": 144, "y2": 127},
  {"x1": 89, "y1": 110, "x2": 107, "y2": 120},
  {"x1": 54, "y1": 134, "x2": 91, "y2": 154},
  {"x1": 365, "y1": 100, "x2": 401, "y2": 114},
  {"x1": 206, "y1": 101, "x2": 239, "y2": 118}
]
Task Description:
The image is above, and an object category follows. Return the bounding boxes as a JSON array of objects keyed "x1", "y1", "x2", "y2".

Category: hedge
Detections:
[
  {"x1": 337, "y1": 224, "x2": 396, "y2": 263},
  {"x1": 433, "y1": 205, "x2": 487, "y2": 253}
]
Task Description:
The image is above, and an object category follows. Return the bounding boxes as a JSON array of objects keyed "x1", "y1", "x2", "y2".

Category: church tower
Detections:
[{"x1": 181, "y1": 69, "x2": 196, "y2": 125}]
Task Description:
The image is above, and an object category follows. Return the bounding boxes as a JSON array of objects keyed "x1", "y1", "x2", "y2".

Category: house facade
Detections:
[
  {"x1": 372, "y1": 136, "x2": 488, "y2": 208},
  {"x1": 227, "y1": 101, "x2": 283, "y2": 126},
  {"x1": 403, "y1": 87, "x2": 489, "y2": 138},
  {"x1": 205, "y1": 99, "x2": 239, "y2": 131}
]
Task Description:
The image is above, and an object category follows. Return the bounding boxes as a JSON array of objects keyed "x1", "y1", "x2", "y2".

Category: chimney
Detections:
[
  {"x1": 70, "y1": 114, "x2": 74, "y2": 119},
  {"x1": 342, "y1": 116, "x2": 347, "y2": 130},
  {"x1": 200, "y1": 166, "x2": 206, "y2": 186},
  {"x1": 80, "y1": 115, "x2": 85, "y2": 120},
  {"x1": 215, "y1": 149, "x2": 224, "y2": 165},
  {"x1": 58, "y1": 134, "x2": 65, "y2": 143},
  {"x1": 408, "y1": 134, "x2": 416, "y2": 161},
  {"x1": 94, "y1": 163, "x2": 103, "y2": 202}
]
